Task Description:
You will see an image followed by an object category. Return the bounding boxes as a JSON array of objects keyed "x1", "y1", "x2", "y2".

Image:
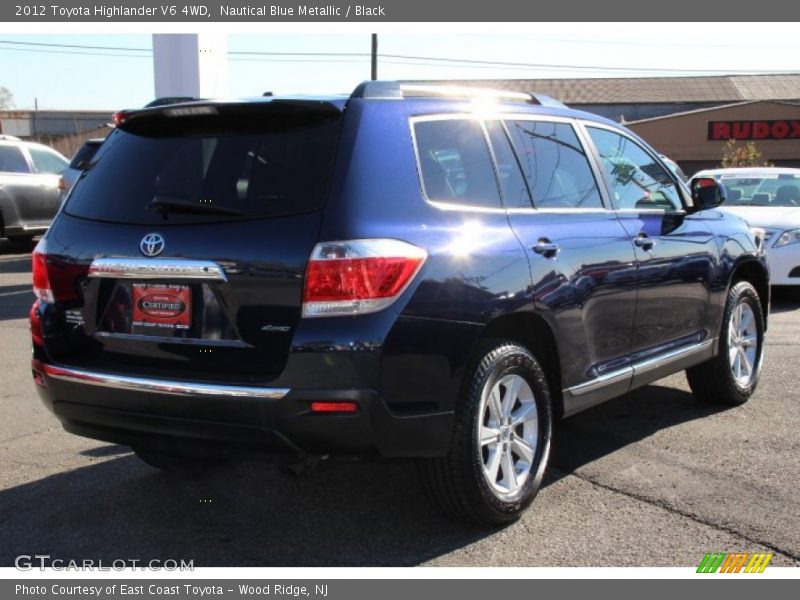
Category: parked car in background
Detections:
[
  {"x1": 59, "y1": 138, "x2": 105, "y2": 204},
  {"x1": 693, "y1": 167, "x2": 800, "y2": 287},
  {"x1": 31, "y1": 83, "x2": 768, "y2": 525},
  {"x1": 0, "y1": 136, "x2": 68, "y2": 242}
]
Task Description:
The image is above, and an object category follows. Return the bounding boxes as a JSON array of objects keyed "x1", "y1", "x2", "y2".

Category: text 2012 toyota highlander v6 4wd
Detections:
[{"x1": 30, "y1": 83, "x2": 769, "y2": 524}]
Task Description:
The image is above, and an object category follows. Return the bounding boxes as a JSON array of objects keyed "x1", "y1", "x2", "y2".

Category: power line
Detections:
[{"x1": 0, "y1": 39, "x2": 797, "y2": 76}]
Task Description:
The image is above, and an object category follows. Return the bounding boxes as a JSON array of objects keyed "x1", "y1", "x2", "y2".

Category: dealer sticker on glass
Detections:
[{"x1": 131, "y1": 283, "x2": 191, "y2": 333}]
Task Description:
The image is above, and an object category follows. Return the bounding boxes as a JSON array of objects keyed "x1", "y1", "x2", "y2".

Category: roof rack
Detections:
[{"x1": 350, "y1": 81, "x2": 567, "y2": 108}]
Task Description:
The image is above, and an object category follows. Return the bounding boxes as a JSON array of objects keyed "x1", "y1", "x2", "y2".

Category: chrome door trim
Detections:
[
  {"x1": 565, "y1": 338, "x2": 716, "y2": 397},
  {"x1": 41, "y1": 363, "x2": 288, "y2": 399},
  {"x1": 631, "y1": 338, "x2": 715, "y2": 377},
  {"x1": 88, "y1": 258, "x2": 227, "y2": 281}
]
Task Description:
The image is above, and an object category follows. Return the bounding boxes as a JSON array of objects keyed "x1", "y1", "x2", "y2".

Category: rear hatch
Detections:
[{"x1": 42, "y1": 99, "x2": 343, "y2": 384}]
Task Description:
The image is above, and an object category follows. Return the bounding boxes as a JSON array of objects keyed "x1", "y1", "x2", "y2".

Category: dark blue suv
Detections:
[{"x1": 30, "y1": 82, "x2": 769, "y2": 524}]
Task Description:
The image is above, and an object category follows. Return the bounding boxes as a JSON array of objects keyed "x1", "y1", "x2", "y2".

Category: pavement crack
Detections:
[{"x1": 555, "y1": 467, "x2": 800, "y2": 563}]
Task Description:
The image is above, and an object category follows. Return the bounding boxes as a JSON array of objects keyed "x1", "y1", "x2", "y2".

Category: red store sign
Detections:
[{"x1": 708, "y1": 120, "x2": 800, "y2": 141}]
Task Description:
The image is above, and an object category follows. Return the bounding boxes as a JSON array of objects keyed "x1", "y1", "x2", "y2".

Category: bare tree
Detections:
[{"x1": 0, "y1": 87, "x2": 13, "y2": 109}]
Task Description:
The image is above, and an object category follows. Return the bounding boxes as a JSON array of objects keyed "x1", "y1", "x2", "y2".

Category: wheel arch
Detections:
[
  {"x1": 729, "y1": 258, "x2": 769, "y2": 329},
  {"x1": 477, "y1": 311, "x2": 564, "y2": 418}
]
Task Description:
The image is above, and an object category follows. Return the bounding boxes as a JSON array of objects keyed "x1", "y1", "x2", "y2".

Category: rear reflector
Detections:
[
  {"x1": 302, "y1": 239, "x2": 426, "y2": 317},
  {"x1": 310, "y1": 401, "x2": 359, "y2": 414}
]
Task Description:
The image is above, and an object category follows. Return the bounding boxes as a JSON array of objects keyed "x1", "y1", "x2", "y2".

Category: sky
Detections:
[{"x1": 1, "y1": 24, "x2": 800, "y2": 110}]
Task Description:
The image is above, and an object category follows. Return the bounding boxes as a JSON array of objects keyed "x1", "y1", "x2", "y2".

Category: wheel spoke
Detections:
[
  {"x1": 501, "y1": 447, "x2": 517, "y2": 491},
  {"x1": 480, "y1": 426, "x2": 500, "y2": 446},
  {"x1": 502, "y1": 377, "x2": 522, "y2": 416},
  {"x1": 740, "y1": 306, "x2": 753, "y2": 334},
  {"x1": 485, "y1": 446, "x2": 502, "y2": 483},
  {"x1": 741, "y1": 333, "x2": 757, "y2": 348},
  {"x1": 512, "y1": 437, "x2": 535, "y2": 463},
  {"x1": 510, "y1": 402, "x2": 535, "y2": 427},
  {"x1": 739, "y1": 348, "x2": 752, "y2": 376},
  {"x1": 488, "y1": 388, "x2": 503, "y2": 423}
]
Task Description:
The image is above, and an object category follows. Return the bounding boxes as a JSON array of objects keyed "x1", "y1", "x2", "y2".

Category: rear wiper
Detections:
[{"x1": 152, "y1": 195, "x2": 242, "y2": 217}]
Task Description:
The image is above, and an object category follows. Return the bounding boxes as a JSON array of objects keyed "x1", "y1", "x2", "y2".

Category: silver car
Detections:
[{"x1": 0, "y1": 136, "x2": 68, "y2": 242}]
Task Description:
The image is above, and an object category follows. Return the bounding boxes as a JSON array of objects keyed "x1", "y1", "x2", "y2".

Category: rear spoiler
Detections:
[{"x1": 112, "y1": 99, "x2": 344, "y2": 135}]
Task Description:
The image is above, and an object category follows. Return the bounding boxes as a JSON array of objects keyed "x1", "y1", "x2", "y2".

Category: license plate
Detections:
[{"x1": 132, "y1": 283, "x2": 191, "y2": 334}]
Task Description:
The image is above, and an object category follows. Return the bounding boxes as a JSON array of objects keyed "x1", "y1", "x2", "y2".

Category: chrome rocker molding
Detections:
[
  {"x1": 41, "y1": 363, "x2": 289, "y2": 400},
  {"x1": 562, "y1": 338, "x2": 716, "y2": 417},
  {"x1": 88, "y1": 258, "x2": 227, "y2": 281}
]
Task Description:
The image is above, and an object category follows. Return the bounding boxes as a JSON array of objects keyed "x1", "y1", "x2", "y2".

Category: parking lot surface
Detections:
[{"x1": 1, "y1": 238, "x2": 798, "y2": 567}]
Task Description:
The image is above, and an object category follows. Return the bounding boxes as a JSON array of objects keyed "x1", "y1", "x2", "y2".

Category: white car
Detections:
[{"x1": 694, "y1": 167, "x2": 800, "y2": 287}]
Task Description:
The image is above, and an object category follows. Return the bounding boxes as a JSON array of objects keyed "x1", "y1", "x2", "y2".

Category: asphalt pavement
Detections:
[{"x1": 1, "y1": 238, "x2": 798, "y2": 567}]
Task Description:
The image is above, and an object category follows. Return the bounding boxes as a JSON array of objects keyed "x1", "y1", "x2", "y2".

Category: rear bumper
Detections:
[{"x1": 32, "y1": 360, "x2": 454, "y2": 459}]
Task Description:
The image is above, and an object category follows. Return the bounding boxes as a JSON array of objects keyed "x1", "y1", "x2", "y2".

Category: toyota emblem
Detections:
[{"x1": 140, "y1": 233, "x2": 165, "y2": 257}]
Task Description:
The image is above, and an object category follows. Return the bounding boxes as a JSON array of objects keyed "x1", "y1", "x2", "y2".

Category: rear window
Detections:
[
  {"x1": 68, "y1": 141, "x2": 102, "y2": 170},
  {"x1": 65, "y1": 110, "x2": 341, "y2": 224}
]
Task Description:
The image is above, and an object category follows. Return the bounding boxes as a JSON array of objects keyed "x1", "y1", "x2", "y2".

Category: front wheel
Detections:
[
  {"x1": 686, "y1": 280, "x2": 765, "y2": 405},
  {"x1": 418, "y1": 340, "x2": 552, "y2": 525}
]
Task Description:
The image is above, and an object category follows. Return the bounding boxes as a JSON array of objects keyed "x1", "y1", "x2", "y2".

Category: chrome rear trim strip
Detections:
[
  {"x1": 41, "y1": 363, "x2": 288, "y2": 399},
  {"x1": 88, "y1": 258, "x2": 227, "y2": 281}
]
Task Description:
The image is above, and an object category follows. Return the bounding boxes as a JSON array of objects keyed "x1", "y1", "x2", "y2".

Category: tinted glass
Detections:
[
  {"x1": 718, "y1": 174, "x2": 800, "y2": 207},
  {"x1": 28, "y1": 147, "x2": 68, "y2": 174},
  {"x1": 66, "y1": 118, "x2": 340, "y2": 224},
  {"x1": 587, "y1": 127, "x2": 681, "y2": 210},
  {"x1": 506, "y1": 120, "x2": 602, "y2": 209},
  {"x1": 0, "y1": 145, "x2": 30, "y2": 173},
  {"x1": 485, "y1": 120, "x2": 532, "y2": 209},
  {"x1": 414, "y1": 119, "x2": 501, "y2": 209},
  {"x1": 68, "y1": 141, "x2": 102, "y2": 170}
]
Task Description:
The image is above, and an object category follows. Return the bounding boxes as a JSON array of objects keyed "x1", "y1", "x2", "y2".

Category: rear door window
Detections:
[
  {"x1": 413, "y1": 119, "x2": 502, "y2": 209},
  {"x1": 65, "y1": 112, "x2": 341, "y2": 224},
  {"x1": 505, "y1": 120, "x2": 603, "y2": 209},
  {"x1": 28, "y1": 147, "x2": 68, "y2": 174},
  {"x1": 0, "y1": 145, "x2": 30, "y2": 173},
  {"x1": 485, "y1": 120, "x2": 532, "y2": 209}
]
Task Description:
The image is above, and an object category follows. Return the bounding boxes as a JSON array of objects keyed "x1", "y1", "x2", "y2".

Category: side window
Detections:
[
  {"x1": 586, "y1": 127, "x2": 681, "y2": 211},
  {"x1": 414, "y1": 119, "x2": 501, "y2": 209},
  {"x1": 28, "y1": 147, "x2": 68, "y2": 175},
  {"x1": 0, "y1": 146, "x2": 31, "y2": 174},
  {"x1": 485, "y1": 120, "x2": 532, "y2": 209},
  {"x1": 505, "y1": 120, "x2": 603, "y2": 209}
]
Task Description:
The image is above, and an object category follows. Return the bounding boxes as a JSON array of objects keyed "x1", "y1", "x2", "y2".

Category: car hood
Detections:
[{"x1": 717, "y1": 206, "x2": 800, "y2": 230}]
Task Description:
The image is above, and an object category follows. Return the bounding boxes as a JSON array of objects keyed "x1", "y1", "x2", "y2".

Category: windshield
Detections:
[
  {"x1": 65, "y1": 112, "x2": 341, "y2": 224},
  {"x1": 718, "y1": 174, "x2": 800, "y2": 207}
]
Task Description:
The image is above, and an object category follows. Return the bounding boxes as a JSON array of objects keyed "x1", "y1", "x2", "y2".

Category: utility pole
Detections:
[{"x1": 371, "y1": 34, "x2": 378, "y2": 80}]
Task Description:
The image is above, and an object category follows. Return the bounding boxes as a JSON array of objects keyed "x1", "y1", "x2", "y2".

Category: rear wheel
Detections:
[
  {"x1": 686, "y1": 280, "x2": 765, "y2": 405},
  {"x1": 418, "y1": 340, "x2": 552, "y2": 525},
  {"x1": 134, "y1": 448, "x2": 229, "y2": 473}
]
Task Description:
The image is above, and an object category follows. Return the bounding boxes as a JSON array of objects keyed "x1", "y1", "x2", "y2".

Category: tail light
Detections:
[
  {"x1": 57, "y1": 176, "x2": 66, "y2": 193},
  {"x1": 302, "y1": 239, "x2": 426, "y2": 317},
  {"x1": 30, "y1": 301, "x2": 44, "y2": 347},
  {"x1": 32, "y1": 239, "x2": 88, "y2": 305}
]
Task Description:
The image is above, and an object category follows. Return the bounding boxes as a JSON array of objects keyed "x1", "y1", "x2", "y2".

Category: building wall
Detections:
[
  {"x1": 0, "y1": 110, "x2": 112, "y2": 139},
  {"x1": 627, "y1": 101, "x2": 800, "y2": 174}
]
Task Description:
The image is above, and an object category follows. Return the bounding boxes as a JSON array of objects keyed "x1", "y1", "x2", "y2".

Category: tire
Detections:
[
  {"x1": 418, "y1": 339, "x2": 553, "y2": 525},
  {"x1": 134, "y1": 448, "x2": 228, "y2": 473},
  {"x1": 686, "y1": 280, "x2": 765, "y2": 406}
]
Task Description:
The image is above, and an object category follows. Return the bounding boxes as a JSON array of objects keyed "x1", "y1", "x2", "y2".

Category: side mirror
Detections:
[{"x1": 690, "y1": 177, "x2": 726, "y2": 211}]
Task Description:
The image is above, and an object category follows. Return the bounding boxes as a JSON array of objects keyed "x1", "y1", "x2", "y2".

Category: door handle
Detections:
[
  {"x1": 533, "y1": 239, "x2": 559, "y2": 258},
  {"x1": 634, "y1": 233, "x2": 656, "y2": 251}
]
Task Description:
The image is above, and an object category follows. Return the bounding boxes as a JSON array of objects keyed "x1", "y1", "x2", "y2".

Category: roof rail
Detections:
[{"x1": 350, "y1": 81, "x2": 567, "y2": 108}]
